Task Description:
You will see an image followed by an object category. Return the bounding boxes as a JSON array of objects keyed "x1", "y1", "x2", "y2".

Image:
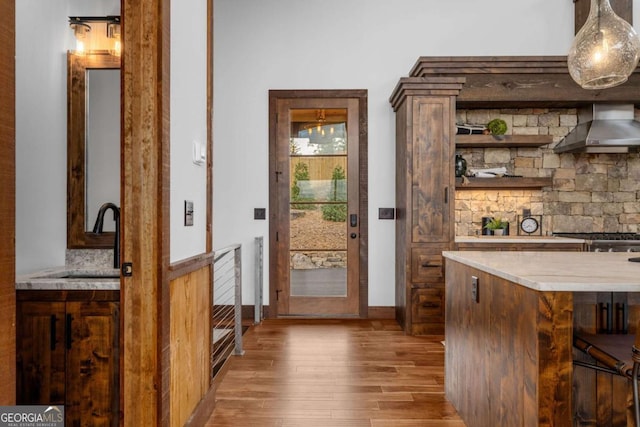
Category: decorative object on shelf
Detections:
[
  {"x1": 484, "y1": 217, "x2": 509, "y2": 236},
  {"x1": 486, "y1": 118, "x2": 508, "y2": 136},
  {"x1": 481, "y1": 216, "x2": 493, "y2": 235},
  {"x1": 568, "y1": 0, "x2": 640, "y2": 89},
  {"x1": 456, "y1": 123, "x2": 485, "y2": 135},
  {"x1": 468, "y1": 166, "x2": 507, "y2": 178},
  {"x1": 454, "y1": 154, "x2": 467, "y2": 177},
  {"x1": 517, "y1": 215, "x2": 542, "y2": 236}
]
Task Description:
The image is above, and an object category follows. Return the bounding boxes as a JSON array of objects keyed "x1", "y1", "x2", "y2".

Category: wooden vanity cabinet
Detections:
[
  {"x1": 390, "y1": 77, "x2": 464, "y2": 335},
  {"x1": 17, "y1": 290, "x2": 120, "y2": 427}
]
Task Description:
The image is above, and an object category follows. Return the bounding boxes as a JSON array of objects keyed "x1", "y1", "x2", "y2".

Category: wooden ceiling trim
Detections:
[{"x1": 407, "y1": 56, "x2": 640, "y2": 108}]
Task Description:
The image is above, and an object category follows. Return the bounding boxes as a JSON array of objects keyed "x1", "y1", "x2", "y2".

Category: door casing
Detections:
[{"x1": 268, "y1": 90, "x2": 368, "y2": 318}]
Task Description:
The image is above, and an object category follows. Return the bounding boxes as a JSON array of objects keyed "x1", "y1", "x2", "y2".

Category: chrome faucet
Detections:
[{"x1": 92, "y1": 202, "x2": 120, "y2": 269}]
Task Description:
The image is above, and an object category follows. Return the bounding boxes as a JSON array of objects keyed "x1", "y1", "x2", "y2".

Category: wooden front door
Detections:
[{"x1": 269, "y1": 92, "x2": 367, "y2": 317}]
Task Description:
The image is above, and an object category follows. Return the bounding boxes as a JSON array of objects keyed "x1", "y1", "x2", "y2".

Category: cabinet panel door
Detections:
[
  {"x1": 66, "y1": 301, "x2": 120, "y2": 427},
  {"x1": 411, "y1": 97, "x2": 452, "y2": 244},
  {"x1": 16, "y1": 301, "x2": 66, "y2": 405},
  {"x1": 411, "y1": 247, "x2": 445, "y2": 283}
]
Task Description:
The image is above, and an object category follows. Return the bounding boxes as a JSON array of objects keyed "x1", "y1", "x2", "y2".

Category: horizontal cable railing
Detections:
[{"x1": 211, "y1": 244, "x2": 244, "y2": 381}]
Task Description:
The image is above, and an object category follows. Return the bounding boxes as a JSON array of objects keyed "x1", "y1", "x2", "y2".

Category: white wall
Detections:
[
  {"x1": 170, "y1": 1, "x2": 209, "y2": 262},
  {"x1": 213, "y1": 0, "x2": 584, "y2": 306}
]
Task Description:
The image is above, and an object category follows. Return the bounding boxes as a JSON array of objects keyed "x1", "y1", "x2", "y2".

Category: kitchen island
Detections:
[{"x1": 443, "y1": 251, "x2": 640, "y2": 427}]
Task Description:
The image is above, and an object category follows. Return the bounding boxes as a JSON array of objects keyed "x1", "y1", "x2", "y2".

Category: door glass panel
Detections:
[{"x1": 289, "y1": 109, "x2": 348, "y2": 297}]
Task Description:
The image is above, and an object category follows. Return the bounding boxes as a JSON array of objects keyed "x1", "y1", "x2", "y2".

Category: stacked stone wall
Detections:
[{"x1": 455, "y1": 108, "x2": 640, "y2": 235}]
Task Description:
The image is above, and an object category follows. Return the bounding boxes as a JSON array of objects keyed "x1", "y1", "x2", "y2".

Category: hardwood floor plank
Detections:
[{"x1": 205, "y1": 319, "x2": 465, "y2": 426}]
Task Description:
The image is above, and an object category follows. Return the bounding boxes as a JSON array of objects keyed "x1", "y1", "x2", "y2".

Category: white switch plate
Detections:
[{"x1": 192, "y1": 140, "x2": 206, "y2": 166}]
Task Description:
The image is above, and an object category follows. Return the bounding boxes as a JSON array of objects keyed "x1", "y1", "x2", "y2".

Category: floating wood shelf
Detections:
[
  {"x1": 455, "y1": 176, "x2": 553, "y2": 189},
  {"x1": 455, "y1": 134, "x2": 553, "y2": 148}
]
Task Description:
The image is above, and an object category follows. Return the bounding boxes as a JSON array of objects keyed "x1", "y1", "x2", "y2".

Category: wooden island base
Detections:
[{"x1": 445, "y1": 259, "x2": 574, "y2": 427}]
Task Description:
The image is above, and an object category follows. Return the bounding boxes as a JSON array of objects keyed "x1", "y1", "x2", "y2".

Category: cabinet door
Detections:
[
  {"x1": 411, "y1": 97, "x2": 452, "y2": 244},
  {"x1": 66, "y1": 301, "x2": 120, "y2": 427},
  {"x1": 16, "y1": 301, "x2": 66, "y2": 405}
]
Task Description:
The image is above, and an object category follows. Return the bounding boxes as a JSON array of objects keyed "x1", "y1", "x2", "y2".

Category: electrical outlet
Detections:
[
  {"x1": 254, "y1": 208, "x2": 266, "y2": 220},
  {"x1": 378, "y1": 208, "x2": 395, "y2": 220},
  {"x1": 471, "y1": 276, "x2": 479, "y2": 303}
]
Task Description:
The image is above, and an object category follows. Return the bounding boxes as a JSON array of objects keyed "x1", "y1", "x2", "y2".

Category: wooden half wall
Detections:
[
  {"x1": 0, "y1": 0, "x2": 16, "y2": 404},
  {"x1": 169, "y1": 261, "x2": 212, "y2": 427}
]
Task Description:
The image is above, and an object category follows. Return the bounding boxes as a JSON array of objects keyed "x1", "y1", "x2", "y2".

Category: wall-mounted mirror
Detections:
[{"x1": 67, "y1": 51, "x2": 121, "y2": 249}]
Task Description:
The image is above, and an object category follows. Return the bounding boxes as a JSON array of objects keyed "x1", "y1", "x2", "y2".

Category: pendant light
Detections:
[{"x1": 568, "y1": 0, "x2": 640, "y2": 89}]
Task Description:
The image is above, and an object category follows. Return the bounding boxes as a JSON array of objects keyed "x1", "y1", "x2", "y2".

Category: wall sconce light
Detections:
[
  {"x1": 568, "y1": 0, "x2": 640, "y2": 89},
  {"x1": 69, "y1": 16, "x2": 121, "y2": 56}
]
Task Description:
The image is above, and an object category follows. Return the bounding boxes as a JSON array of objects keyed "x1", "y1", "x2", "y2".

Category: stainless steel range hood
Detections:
[{"x1": 553, "y1": 104, "x2": 640, "y2": 154}]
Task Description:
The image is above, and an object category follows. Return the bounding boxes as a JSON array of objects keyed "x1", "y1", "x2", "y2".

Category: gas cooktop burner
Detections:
[{"x1": 554, "y1": 232, "x2": 640, "y2": 252}]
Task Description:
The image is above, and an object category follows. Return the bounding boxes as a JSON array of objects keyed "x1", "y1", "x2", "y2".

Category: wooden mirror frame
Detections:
[{"x1": 67, "y1": 51, "x2": 121, "y2": 249}]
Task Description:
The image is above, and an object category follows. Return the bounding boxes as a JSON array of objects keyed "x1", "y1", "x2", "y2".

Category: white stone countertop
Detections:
[
  {"x1": 443, "y1": 251, "x2": 640, "y2": 292},
  {"x1": 455, "y1": 236, "x2": 586, "y2": 244},
  {"x1": 16, "y1": 266, "x2": 120, "y2": 290}
]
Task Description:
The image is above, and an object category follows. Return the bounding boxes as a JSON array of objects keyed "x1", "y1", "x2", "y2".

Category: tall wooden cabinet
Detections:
[
  {"x1": 17, "y1": 290, "x2": 120, "y2": 427},
  {"x1": 390, "y1": 77, "x2": 464, "y2": 335}
]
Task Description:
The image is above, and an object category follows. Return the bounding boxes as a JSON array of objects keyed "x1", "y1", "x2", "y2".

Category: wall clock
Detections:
[{"x1": 518, "y1": 215, "x2": 542, "y2": 236}]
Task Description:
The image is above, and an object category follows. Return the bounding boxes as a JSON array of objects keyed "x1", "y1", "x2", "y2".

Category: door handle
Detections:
[
  {"x1": 66, "y1": 314, "x2": 73, "y2": 349},
  {"x1": 350, "y1": 233, "x2": 358, "y2": 239},
  {"x1": 350, "y1": 214, "x2": 358, "y2": 227},
  {"x1": 50, "y1": 315, "x2": 57, "y2": 351}
]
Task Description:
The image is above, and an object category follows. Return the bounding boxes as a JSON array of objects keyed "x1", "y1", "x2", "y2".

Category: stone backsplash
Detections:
[{"x1": 455, "y1": 108, "x2": 640, "y2": 236}]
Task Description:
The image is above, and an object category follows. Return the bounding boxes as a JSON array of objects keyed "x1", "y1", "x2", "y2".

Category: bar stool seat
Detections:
[{"x1": 573, "y1": 332, "x2": 640, "y2": 426}]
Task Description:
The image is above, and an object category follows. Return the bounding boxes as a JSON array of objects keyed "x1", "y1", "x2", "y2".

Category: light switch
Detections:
[{"x1": 184, "y1": 200, "x2": 194, "y2": 226}]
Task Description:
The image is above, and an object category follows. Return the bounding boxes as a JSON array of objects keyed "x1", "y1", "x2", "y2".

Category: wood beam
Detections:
[
  {"x1": 0, "y1": 0, "x2": 15, "y2": 405},
  {"x1": 408, "y1": 56, "x2": 640, "y2": 108},
  {"x1": 121, "y1": 0, "x2": 170, "y2": 425}
]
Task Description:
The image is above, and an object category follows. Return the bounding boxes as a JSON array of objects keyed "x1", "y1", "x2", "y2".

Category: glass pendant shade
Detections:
[{"x1": 568, "y1": 0, "x2": 640, "y2": 89}]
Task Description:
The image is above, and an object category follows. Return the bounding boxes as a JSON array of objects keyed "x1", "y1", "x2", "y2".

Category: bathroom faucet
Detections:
[{"x1": 92, "y1": 202, "x2": 120, "y2": 269}]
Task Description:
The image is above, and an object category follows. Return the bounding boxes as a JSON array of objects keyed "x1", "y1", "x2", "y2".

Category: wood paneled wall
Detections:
[
  {"x1": 169, "y1": 266, "x2": 211, "y2": 427},
  {"x1": 0, "y1": 0, "x2": 16, "y2": 405}
]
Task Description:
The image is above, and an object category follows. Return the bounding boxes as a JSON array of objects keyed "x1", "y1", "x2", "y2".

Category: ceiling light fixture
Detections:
[{"x1": 567, "y1": 0, "x2": 640, "y2": 89}]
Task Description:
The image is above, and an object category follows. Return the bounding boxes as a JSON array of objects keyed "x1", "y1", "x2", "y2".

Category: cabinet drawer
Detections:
[
  {"x1": 411, "y1": 249, "x2": 444, "y2": 282},
  {"x1": 411, "y1": 287, "x2": 444, "y2": 323}
]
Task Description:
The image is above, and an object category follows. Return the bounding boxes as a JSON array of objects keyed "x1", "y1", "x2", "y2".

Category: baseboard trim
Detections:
[{"x1": 367, "y1": 306, "x2": 396, "y2": 319}]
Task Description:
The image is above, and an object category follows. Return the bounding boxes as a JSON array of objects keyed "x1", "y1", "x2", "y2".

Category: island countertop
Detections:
[{"x1": 443, "y1": 250, "x2": 640, "y2": 292}]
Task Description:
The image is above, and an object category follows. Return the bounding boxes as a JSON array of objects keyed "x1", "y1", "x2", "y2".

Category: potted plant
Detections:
[{"x1": 484, "y1": 217, "x2": 509, "y2": 235}]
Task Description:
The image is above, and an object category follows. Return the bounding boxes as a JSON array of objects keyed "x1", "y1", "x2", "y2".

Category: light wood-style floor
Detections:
[{"x1": 205, "y1": 319, "x2": 466, "y2": 426}]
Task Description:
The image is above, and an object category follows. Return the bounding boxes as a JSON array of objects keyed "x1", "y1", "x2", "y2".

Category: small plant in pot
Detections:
[{"x1": 484, "y1": 217, "x2": 509, "y2": 235}]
